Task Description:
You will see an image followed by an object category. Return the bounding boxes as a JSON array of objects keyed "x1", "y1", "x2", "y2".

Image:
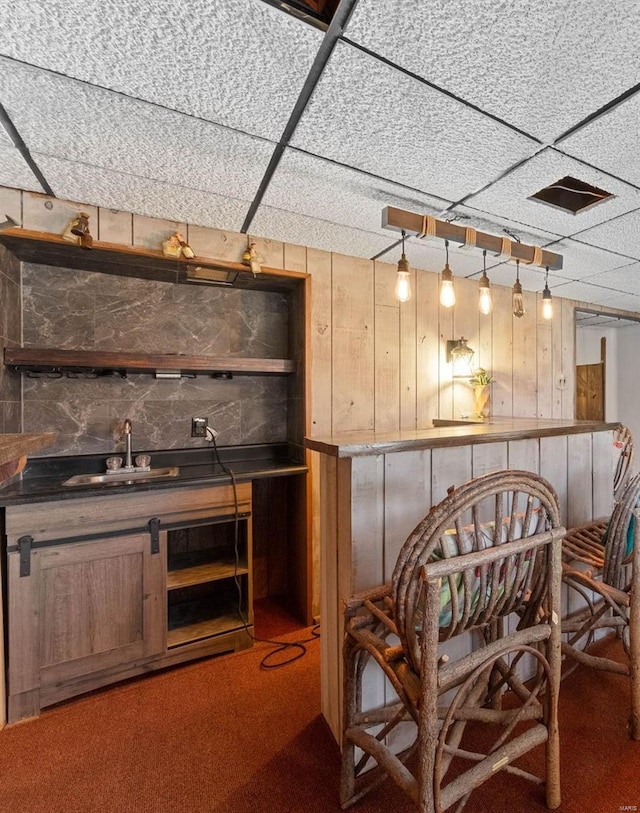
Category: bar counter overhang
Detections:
[{"x1": 305, "y1": 417, "x2": 619, "y2": 741}]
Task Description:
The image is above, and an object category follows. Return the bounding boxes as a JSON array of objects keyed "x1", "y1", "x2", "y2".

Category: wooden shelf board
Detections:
[
  {"x1": 4, "y1": 347, "x2": 295, "y2": 376},
  {"x1": 0, "y1": 229, "x2": 307, "y2": 293},
  {"x1": 167, "y1": 613, "x2": 250, "y2": 648},
  {"x1": 167, "y1": 560, "x2": 249, "y2": 590}
]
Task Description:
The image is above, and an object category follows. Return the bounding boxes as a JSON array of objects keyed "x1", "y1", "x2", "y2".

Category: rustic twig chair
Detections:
[
  {"x1": 613, "y1": 425, "x2": 634, "y2": 499},
  {"x1": 561, "y1": 470, "x2": 640, "y2": 738},
  {"x1": 341, "y1": 470, "x2": 565, "y2": 813}
]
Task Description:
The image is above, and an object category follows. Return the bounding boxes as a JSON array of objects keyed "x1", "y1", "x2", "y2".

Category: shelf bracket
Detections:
[
  {"x1": 148, "y1": 518, "x2": 161, "y2": 554},
  {"x1": 18, "y1": 535, "x2": 33, "y2": 576}
]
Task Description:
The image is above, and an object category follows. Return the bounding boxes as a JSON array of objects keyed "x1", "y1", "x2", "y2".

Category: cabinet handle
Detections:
[
  {"x1": 18, "y1": 535, "x2": 33, "y2": 577},
  {"x1": 148, "y1": 518, "x2": 160, "y2": 554}
]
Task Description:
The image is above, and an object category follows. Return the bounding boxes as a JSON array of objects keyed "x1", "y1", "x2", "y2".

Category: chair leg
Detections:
[{"x1": 340, "y1": 635, "x2": 360, "y2": 807}]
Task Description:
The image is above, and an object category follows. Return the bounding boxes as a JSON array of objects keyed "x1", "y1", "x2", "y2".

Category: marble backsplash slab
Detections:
[{"x1": 21, "y1": 264, "x2": 291, "y2": 456}]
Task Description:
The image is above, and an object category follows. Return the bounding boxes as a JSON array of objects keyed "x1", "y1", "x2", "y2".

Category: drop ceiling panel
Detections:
[
  {"x1": 576, "y1": 209, "x2": 640, "y2": 259},
  {"x1": 262, "y1": 148, "x2": 449, "y2": 238},
  {"x1": 290, "y1": 42, "x2": 538, "y2": 202},
  {"x1": 549, "y1": 279, "x2": 625, "y2": 306},
  {"x1": 467, "y1": 149, "x2": 640, "y2": 236},
  {"x1": 1, "y1": 0, "x2": 322, "y2": 141},
  {"x1": 36, "y1": 155, "x2": 250, "y2": 232},
  {"x1": 541, "y1": 238, "x2": 635, "y2": 280},
  {"x1": 581, "y1": 264, "x2": 640, "y2": 295},
  {"x1": 0, "y1": 145, "x2": 45, "y2": 193},
  {"x1": 0, "y1": 61, "x2": 275, "y2": 201},
  {"x1": 251, "y1": 205, "x2": 394, "y2": 260},
  {"x1": 591, "y1": 293, "x2": 640, "y2": 313},
  {"x1": 346, "y1": 0, "x2": 640, "y2": 143},
  {"x1": 576, "y1": 312, "x2": 640, "y2": 328},
  {"x1": 558, "y1": 91, "x2": 640, "y2": 187}
]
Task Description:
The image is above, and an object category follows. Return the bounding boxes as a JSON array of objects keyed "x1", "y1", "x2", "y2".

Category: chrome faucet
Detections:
[{"x1": 123, "y1": 418, "x2": 133, "y2": 469}]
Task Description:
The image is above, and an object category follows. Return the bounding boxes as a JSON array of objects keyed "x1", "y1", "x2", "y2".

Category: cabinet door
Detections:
[{"x1": 8, "y1": 531, "x2": 166, "y2": 708}]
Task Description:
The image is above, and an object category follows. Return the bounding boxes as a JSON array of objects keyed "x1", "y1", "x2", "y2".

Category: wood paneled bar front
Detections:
[{"x1": 306, "y1": 418, "x2": 619, "y2": 741}]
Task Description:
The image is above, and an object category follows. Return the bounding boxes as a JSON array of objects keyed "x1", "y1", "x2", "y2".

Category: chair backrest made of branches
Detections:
[
  {"x1": 392, "y1": 469, "x2": 563, "y2": 675},
  {"x1": 614, "y1": 425, "x2": 634, "y2": 499},
  {"x1": 602, "y1": 470, "x2": 640, "y2": 589}
]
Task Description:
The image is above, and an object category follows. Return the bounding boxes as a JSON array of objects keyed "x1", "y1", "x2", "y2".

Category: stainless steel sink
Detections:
[{"x1": 63, "y1": 466, "x2": 180, "y2": 487}]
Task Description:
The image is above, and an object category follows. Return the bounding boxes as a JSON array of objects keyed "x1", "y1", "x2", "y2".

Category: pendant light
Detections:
[
  {"x1": 541, "y1": 266, "x2": 553, "y2": 320},
  {"x1": 512, "y1": 259, "x2": 525, "y2": 318},
  {"x1": 394, "y1": 230, "x2": 412, "y2": 302},
  {"x1": 478, "y1": 250, "x2": 492, "y2": 314},
  {"x1": 439, "y1": 240, "x2": 455, "y2": 308}
]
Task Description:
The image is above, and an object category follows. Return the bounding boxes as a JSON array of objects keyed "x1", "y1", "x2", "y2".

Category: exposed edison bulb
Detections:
[
  {"x1": 542, "y1": 285, "x2": 553, "y2": 320},
  {"x1": 513, "y1": 286, "x2": 525, "y2": 318},
  {"x1": 394, "y1": 252, "x2": 412, "y2": 302},
  {"x1": 440, "y1": 264, "x2": 455, "y2": 308},
  {"x1": 395, "y1": 270, "x2": 412, "y2": 302},
  {"x1": 478, "y1": 273, "x2": 492, "y2": 315}
]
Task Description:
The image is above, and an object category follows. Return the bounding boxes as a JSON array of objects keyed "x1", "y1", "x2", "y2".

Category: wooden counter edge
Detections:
[{"x1": 305, "y1": 420, "x2": 620, "y2": 458}]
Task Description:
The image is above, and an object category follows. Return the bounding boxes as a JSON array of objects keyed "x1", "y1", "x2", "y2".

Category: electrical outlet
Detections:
[{"x1": 191, "y1": 417, "x2": 208, "y2": 437}]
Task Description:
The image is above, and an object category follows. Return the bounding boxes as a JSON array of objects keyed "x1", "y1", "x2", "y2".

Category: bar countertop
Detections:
[{"x1": 305, "y1": 417, "x2": 619, "y2": 458}]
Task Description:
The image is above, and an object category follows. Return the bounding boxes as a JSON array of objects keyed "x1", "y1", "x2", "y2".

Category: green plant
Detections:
[{"x1": 469, "y1": 368, "x2": 495, "y2": 386}]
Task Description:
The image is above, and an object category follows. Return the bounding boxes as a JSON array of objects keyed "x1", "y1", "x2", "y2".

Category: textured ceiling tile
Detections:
[
  {"x1": 262, "y1": 149, "x2": 450, "y2": 237},
  {"x1": 346, "y1": 0, "x2": 640, "y2": 143},
  {"x1": 450, "y1": 206, "x2": 562, "y2": 248},
  {"x1": 580, "y1": 264, "x2": 640, "y2": 295},
  {"x1": 549, "y1": 280, "x2": 626, "y2": 306},
  {"x1": 0, "y1": 60, "x2": 275, "y2": 201},
  {"x1": 467, "y1": 149, "x2": 640, "y2": 235},
  {"x1": 0, "y1": 145, "x2": 45, "y2": 193},
  {"x1": 0, "y1": 125, "x2": 13, "y2": 147},
  {"x1": 290, "y1": 42, "x2": 538, "y2": 202},
  {"x1": 251, "y1": 205, "x2": 394, "y2": 260},
  {"x1": 36, "y1": 155, "x2": 249, "y2": 232},
  {"x1": 558, "y1": 91, "x2": 640, "y2": 186},
  {"x1": 541, "y1": 238, "x2": 635, "y2": 280},
  {"x1": 576, "y1": 209, "x2": 640, "y2": 259},
  {"x1": 588, "y1": 292, "x2": 640, "y2": 313},
  {"x1": 1, "y1": 0, "x2": 322, "y2": 141}
]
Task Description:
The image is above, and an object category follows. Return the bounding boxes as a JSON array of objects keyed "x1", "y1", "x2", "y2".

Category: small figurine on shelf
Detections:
[
  {"x1": 62, "y1": 212, "x2": 93, "y2": 248},
  {"x1": 161, "y1": 232, "x2": 182, "y2": 258},
  {"x1": 241, "y1": 240, "x2": 262, "y2": 275},
  {"x1": 175, "y1": 232, "x2": 195, "y2": 259}
]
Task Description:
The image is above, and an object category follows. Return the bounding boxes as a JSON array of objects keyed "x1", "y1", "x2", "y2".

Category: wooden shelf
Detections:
[
  {"x1": 4, "y1": 347, "x2": 295, "y2": 377},
  {"x1": 167, "y1": 612, "x2": 250, "y2": 648},
  {"x1": 0, "y1": 228, "x2": 307, "y2": 293},
  {"x1": 167, "y1": 560, "x2": 249, "y2": 590}
]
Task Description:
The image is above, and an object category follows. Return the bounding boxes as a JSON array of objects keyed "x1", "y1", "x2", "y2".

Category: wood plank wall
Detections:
[{"x1": 3, "y1": 187, "x2": 639, "y2": 617}]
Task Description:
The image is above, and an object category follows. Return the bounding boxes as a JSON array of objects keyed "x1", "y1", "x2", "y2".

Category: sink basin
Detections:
[{"x1": 63, "y1": 466, "x2": 180, "y2": 487}]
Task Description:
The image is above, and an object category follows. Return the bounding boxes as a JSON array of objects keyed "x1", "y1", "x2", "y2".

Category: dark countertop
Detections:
[
  {"x1": 305, "y1": 417, "x2": 620, "y2": 458},
  {"x1": 0, "y1": 443, "x2": 307, "y2": 506}
]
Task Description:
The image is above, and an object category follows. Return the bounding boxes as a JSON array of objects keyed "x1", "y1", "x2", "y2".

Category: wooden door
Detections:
[
  {"x1": 7, "y1": 531, "x2": 165, "y2": 721},
  {"x1": 576, "y1": 337, "x2": 605, "y2": 420}
]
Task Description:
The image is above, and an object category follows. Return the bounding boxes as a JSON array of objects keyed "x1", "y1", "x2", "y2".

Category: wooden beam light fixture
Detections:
[{"x1": 382, "y1": 206, "x2": 563, "y2": 271}]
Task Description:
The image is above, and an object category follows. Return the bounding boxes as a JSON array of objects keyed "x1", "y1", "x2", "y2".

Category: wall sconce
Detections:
[
  {"x1": 439, "y1": 240, "x2": 456, "y2": 308},
  {"x1": 446, "y1": 337, "x2": 475, "y2": 378},
  {"x1": 394, "y1": 230, "x2": 412, "y2": 302},
  {"x1": 512, "y1": 259, "x2": 525, "y2": 318},
  {"x1": 541, "y1": 266, "x2": 553, "y2": 320},
  {"x1": 478, "y1": 249, "x2": 492, "y2": 314}
]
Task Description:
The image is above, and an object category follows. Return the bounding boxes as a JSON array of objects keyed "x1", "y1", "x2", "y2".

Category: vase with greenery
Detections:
[{"x1": 469, "y1": 368, "x2": 495, "y2": 418}]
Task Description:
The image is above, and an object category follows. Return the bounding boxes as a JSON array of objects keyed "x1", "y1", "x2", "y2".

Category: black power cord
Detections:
[{"x1": 205, "y1": 427, "x2": 320, "y2": 668}]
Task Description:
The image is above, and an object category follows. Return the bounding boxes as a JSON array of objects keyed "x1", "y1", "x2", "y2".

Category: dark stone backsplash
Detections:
[
  {"x1": 0, "y1": 244, "x2": 21, "y2": 432},
  {"x1": 21, "y1": 264, "x2": 290, "y2": 456}
]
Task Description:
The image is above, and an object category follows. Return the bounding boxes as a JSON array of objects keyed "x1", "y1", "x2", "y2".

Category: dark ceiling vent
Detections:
[{"x1": 530, "y1": 175, "x2": 613, "y2": 214}]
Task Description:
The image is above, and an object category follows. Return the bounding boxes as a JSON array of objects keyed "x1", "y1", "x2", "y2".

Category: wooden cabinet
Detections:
[{"x1": 3, "y1": 481, "x2": 253, "y2": 722}]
